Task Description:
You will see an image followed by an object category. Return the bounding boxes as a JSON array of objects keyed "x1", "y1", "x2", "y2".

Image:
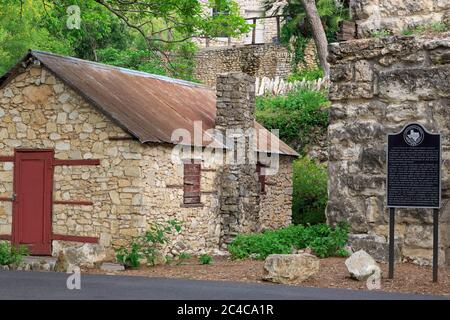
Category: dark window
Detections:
[
  {"x1": 256, "y1": 163, "x2": 266, "y2": 194},
  {"x1": 183, "y1": 163, "x2": 201, "y2": 204}
]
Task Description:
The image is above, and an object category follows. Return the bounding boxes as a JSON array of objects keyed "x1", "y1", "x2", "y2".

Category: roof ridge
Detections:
[{"x1": 30, "y1": 49, "x2": 212, "y2": 91}]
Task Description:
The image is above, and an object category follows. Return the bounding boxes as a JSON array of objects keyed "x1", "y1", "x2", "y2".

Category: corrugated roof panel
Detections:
[{"x1": 9, "y1": 50, "x2": 298, "y2": 156}]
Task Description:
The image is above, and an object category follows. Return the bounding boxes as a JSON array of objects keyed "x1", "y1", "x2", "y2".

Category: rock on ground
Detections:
[
  {"x1": 100, "y1": 263, "x2": 125, "y2": 272},
  {"x1": 345, "y1": 250, "x2": 380, "y2": 281},
  {"x1": 263, "y1": 253, "x2": 320, "y2": 284}
]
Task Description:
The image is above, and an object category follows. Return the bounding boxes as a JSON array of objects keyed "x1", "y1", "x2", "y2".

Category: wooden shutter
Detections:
[
  {"x1": 256, "y1": 163, "x2": 266, "y2": 194},
  {"x1": 183, "y1": 163, "x2": 201, "y2": 204}
]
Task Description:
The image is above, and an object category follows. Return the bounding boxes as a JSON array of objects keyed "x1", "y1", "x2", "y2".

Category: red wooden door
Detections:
[{"x1": 12, "y1": 150, "x2": 53, "y2": 255}]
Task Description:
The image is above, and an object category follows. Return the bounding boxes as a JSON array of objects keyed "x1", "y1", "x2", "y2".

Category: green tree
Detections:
[
  {"x1": 91, "y1": 0, "x2": 250, "y2": 73},
  {"x1": 263, "y1": 0, "x2": 349, "y2": 73},
  {"x1": 0, "y1": 0, "x2": 72, "y2": 73},
  {"x1": 1, "y1": 0, "x2": 250, "y2": 80}
]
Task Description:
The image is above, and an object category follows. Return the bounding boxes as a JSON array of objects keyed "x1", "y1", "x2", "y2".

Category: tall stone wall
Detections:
[
  {"x1": 350, "y1": 0, "x2": 450, "y2": 37},
  {"x1": 327, "y1": 34, "x2": 450, "y2": 265},
  {"x1": 194, "y1": 44, "x2": 292, "y2": 88}
]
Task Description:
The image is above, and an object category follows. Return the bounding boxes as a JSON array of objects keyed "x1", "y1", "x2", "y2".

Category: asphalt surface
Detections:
[{"x1": 0, "y1": 270, "x2": 447, "y2": 300}]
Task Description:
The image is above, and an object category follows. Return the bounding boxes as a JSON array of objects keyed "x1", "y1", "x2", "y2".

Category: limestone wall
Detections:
[
  {"x1": 327, "y1": 34, "x2": 450, "y2": 265},
  {"x1": 259, "y1": 156, "x2": 293, "y2": 230},
  {"x1": 0, "y1": 65, "x2": 222, "y2": 264},
  {"x1": 194, "y1": 44, "x2": 292, "y2": 88},
  {"x1": 350, "y1": 0, "x2": 450, "y2": 37}
]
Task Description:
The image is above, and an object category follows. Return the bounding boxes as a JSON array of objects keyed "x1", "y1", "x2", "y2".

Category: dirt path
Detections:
[{"x1": 88, "y1": 257, "x2": 450, "y2": 297}]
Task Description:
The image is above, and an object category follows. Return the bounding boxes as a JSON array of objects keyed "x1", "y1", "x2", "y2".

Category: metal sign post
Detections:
[
  {"x1": 386, "y1": 123, "x2": 441, "y2": 283},
  {"x1": 388, "y1": 207, "x2": 395, "y2": 279}
]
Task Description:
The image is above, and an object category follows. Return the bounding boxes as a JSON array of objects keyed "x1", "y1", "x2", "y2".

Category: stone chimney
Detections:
[{"x1": 215, "y1": 72, "x2": 261, "y2": 248}]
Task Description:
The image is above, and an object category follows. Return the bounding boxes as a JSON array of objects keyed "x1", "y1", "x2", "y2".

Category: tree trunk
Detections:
[{"x1": 300, "y1": 0, "x2": 330, "y2": 78}]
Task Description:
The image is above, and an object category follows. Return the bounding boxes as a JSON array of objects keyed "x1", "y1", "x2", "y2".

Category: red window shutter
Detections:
[
  {"x1": 256, "y1": 164, "x2": 266, "y2": 194},
  {"x1": 183, "y1": 163, "x2": 201, "y2": 204}
]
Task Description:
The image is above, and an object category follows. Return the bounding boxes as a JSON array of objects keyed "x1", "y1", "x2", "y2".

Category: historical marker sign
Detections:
[
  {"x1": 387, "y1": 123, "x2": 441, "y2": 209},
  {"x1": 386, "y1": 123, "x2": 442, "y2": 282}
]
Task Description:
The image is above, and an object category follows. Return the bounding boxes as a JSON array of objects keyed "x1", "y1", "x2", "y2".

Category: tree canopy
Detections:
[{"x1": 0, "y1": 0, "x2": 250, "y2": 80}]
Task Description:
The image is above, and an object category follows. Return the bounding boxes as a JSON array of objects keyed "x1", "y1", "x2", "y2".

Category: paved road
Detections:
[{"x1": 0, "y1": 270, "x2": 446, "y2": 300}]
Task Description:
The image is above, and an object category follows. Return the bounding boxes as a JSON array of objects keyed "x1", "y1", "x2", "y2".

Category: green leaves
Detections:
[
  {"x1": 115, "y1": 220, "x2": 182, "y2": 269},
  {"x1": 255, "y1": 87, "x2": 329, "y2": 152},
  {"x1": 0, "y1": 242, "x2": 28, "y2": 266},
  {"x1": 228, "y1": 223, "x2": 349, "y2": 260},
  {"x1": 198, "y1": 254, "x2": 213, "y2": 265},
  {"x1": 292, "y1": 157, "x2": 328, "y2": 225},
  {"x1": 0, "y1": 0, "x2": 248, "y2": 80},
  {"x1": 264, "y1": 0, "x2": 349, "y2": 67}
]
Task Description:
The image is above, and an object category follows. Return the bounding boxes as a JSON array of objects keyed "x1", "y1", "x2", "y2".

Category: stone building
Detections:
[
  {"x1": 0, "y1": 50, "x2": 297, "y2": 265},
  {"x1": 327, "y1": 34, "x2": 450, "y2": 265}
]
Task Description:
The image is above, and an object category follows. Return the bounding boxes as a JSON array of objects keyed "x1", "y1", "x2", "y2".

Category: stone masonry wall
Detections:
[
  {"x1": 215, "y1": 72, "x2": 261, "y2": 247},
  {"x1": 194, "y1": 44, "x2": 292, "y2": 88},
  {"x1": 259, "y1": 155, "x2": 293, "y2": 230},
  {"x1": 350, "y1": 0, "x2": 450, "y2": 37},
  {"x1": 0, "y1": 64, "x2": 223, "y2": 265},
  {"x1": 327, "y1": 34, "x2": 450, "y2": 265}
]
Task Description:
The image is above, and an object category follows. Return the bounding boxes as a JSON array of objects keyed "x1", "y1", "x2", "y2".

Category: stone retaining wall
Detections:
[
  {"x1": 194, "y1": 44, "x2": 292, "y2": 88},
  {"x1": 350, "y1": 0, "x2": 450, "y2": 37},
  {"x1": 193, "y1": 42, "x2": 319, "y2": 88},
  {"x1": 326, "y1": 34, "x2": 450, "y2": 265}
]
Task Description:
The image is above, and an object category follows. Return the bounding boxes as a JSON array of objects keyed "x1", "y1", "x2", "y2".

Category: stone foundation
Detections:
[{"x1": 326, "y1": 34, "x2": 450, "y2": 265}]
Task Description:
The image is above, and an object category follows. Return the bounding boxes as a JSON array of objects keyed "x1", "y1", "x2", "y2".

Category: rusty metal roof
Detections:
[{"x1": 2, "y1": 50, "x2": 298, "y2": 156}]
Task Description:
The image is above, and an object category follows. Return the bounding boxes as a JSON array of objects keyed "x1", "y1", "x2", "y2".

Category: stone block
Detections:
[
  {"x1": 348, "y1": 234, "x2": 402, "y2": 262},
  {"x1": 263, "y1": 254, "x2": 320, "y2": 284}
]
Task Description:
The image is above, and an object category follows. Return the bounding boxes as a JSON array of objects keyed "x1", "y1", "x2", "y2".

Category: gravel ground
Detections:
[{"x1": 87, "y1": 256, "x2": 450, "y2": 297}]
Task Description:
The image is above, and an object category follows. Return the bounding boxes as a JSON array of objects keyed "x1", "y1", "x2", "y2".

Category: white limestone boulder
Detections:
[
  {"x1": 345, "y1": 249, "x2": 381, "y2": 281},
  {"x1": 263, "y1": 253, "x2": 320, "y2": 284}
]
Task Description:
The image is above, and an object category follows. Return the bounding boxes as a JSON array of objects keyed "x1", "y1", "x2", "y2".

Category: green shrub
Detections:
[
  {"x1": 255, "y1": 87, "x2": 329, "y2": 152},
  {"x1": 0, "y1": 242, "x2": 28, "y2": 266},
  {"x1": 287, "y1": 68, "x2": 324, "y2": 82},
  {"x1": 198, "y1": 254, "x2": 212, "y2": 265},
  {"x1": 115, "y1": 220, "x2": 182, "y2": 269},
  {"x1": 228, "y1": 222, "x2": 348, "y2": 260},
  {"x1": 292, "y1": 157, "x2": 328, "y2": 225},
  {"x1": 176, "y1": 252, "x2": 192, "y2": 265},
  {"x1": 165, "y1": 255, "x2": 173, "y2": 265}
]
